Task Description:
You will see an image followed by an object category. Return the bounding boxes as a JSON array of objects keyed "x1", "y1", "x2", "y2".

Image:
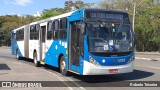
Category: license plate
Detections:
[{"x1": 109, "y1": 69, "x2": 118, "y2": 74}]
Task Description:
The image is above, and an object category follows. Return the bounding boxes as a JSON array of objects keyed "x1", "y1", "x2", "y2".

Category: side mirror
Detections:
[{"x1": 80, "y1": 23, "x2": 85, "y2": 35}]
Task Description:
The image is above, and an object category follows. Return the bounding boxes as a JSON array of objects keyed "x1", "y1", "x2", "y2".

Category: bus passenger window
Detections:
[
  {"x1": 18, "y1": 30, "x2": 21, "y2": 41},
  {"x1": 35, "y1": 24, "x2": 40, "y2": 40},
  {"x1": 16, "y1": 31, "x2": 18, "y2": 41},
  {"x1": 42, "y1": 26, "x2": 46, "y2": 43},
  {"x1": 59, "y1": 18, "x2": 67, "y2": 40},
  {"x1": 53, "y1": 20, "x2": 59, "y2": 40},
  {"x1": 30, "y1": 25, "x2": 35, "y2": 40},
  {"x1": 21, "y1": 28, "x2": 24, "y2": 40},
  {"x1": 47, "y1": 22, "x2": 53, "y2": 40}
]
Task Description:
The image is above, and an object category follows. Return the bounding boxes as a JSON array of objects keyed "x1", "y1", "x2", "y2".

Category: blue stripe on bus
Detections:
[
  {"x1": 45, "y1": 40, "x2": 68, "y2": 68},
  {"x1": 16, "y1": 42, "x2": 23, "y2": 57},
  {"x1": 79, "y1": 56, "x2": 84, "y2": 75},
  {"x1": 11, "y1": 32, "x2": 15, "y2": 55},
  {"x1": 88, "y1": 52, "x2": 134, "y2": 66}
]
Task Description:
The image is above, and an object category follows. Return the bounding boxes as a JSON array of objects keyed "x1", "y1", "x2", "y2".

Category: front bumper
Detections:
[{"x1": 83, "y1": 60, "x2": 134, "y2": 75}]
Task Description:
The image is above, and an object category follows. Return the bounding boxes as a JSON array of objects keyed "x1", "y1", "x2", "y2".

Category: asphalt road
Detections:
[{"x1": 0, "y1": 47, "x2": 160, "y2": 90}]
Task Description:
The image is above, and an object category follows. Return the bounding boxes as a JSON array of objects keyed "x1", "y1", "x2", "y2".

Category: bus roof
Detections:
[{"x1": 12, "y1": 25, "x2": 26, "y2": 32}]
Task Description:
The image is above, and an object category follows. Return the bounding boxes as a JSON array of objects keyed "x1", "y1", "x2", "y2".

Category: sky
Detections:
[{"x1": 0, "y1": 0, "x2": 98, "y2": 16}]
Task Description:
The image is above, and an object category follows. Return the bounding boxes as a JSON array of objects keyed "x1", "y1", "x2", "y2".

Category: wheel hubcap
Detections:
[
  {"x1": 34, "y1": 55, "x2": 37, "y2": 65},
  {"x1": 61, "y1": 60, "x2": 65, "y2": 72}
]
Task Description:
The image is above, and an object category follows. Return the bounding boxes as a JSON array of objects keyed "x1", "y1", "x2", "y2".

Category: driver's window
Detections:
[{"x1": 71, "y1": 21, "x2": 80, "y2": 47}]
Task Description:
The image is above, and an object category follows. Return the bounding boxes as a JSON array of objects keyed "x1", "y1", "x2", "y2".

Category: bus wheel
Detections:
[
  {"x1": 16, "y1": 50, "x2": 20, "y2": 60},
  {"x1": 60, "y1": 56, "x2": 69, "y2": 76},
  {"x1": 33, "y1": 52, "x2": 40, "y2": 67}
]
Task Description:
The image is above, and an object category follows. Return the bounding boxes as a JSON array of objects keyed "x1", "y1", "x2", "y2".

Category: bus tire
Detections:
[
  {"x1": 16, "y1": 49, "x2": 20, "y2": 60},
  {"x1": 60, "y1": 56, "x2": 69, "y2": 76},
  {"x1": 33, "y1": 52, "x2": 40, "y2": 67}
]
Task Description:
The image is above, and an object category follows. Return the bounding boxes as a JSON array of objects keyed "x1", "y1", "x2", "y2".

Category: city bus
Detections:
[{"x1": 11, "y1": 9, "x2": 135, "y2": 76}]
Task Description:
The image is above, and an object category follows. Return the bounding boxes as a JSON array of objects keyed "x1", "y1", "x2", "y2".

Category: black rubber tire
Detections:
[
  {"x1": 33, "y1": 52, "x2": 40, "y2": 67},
  {"x1": 60, "y1": 56, "x2": 69, "y2": 76},
  {"x1": 16, "y1": 50, "x2": 20, "y2": 60}
]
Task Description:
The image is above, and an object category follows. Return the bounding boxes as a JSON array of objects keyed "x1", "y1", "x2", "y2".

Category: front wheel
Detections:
[
  {"x1": 60, "y1": 56, "x2": 69, "y2": 76},
  {"x1": 33, "y1": 52, "x2": 40, "y2": 67}
]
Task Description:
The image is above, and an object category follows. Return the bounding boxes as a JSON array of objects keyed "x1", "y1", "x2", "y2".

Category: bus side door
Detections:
[{"x1": 40, "y1": 23, "x2": 47, "y2": 61}]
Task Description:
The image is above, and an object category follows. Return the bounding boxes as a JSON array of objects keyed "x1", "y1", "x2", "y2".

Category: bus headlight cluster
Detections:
[
  {"x1": 89, "y1": 56, "x2": 99, "y2": 65},
  {"x1": 127, "y1": 55, "x2": 135, "y2": 64}
]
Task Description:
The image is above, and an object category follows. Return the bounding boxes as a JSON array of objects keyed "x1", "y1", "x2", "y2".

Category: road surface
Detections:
[{"x1": 0, "y1": 47, "x2": 160, "y2": 90}]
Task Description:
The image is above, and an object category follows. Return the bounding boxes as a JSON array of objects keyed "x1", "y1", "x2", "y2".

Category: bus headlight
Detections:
[
  {"x1": 89, "y1": 56, "x2": 99, "y2": 65},
  {"x1": 127, "y1": 55, "x2": 135, "y2": 64}
]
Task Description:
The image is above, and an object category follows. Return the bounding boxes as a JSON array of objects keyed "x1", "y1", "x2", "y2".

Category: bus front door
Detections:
[{"x1": 69, "y1": 21, "x2": 81, "y2": 72}]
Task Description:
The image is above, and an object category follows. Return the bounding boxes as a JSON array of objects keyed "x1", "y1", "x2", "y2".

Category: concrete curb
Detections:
[
  {"x1": 0, "y1": 46, "x2": 11, "y2": 49},
  {"x1": 136, "y1": 52, "x2": 160, "y2": 55},
  {"x1": 0, "y1": 47, "x2": 11, "y2": 50},
  {"x1": 136, "y1": 57, "x2": 160, "y2": 61}
]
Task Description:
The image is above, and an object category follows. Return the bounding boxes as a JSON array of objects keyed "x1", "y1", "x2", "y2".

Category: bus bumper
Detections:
[{"x1": 83, "y1": 60, "x2": 134, "y2": 75}]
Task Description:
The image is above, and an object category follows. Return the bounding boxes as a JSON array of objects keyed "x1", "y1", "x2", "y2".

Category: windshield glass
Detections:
[{"x1": 86, "y1": 21, "x2": 134, "y2": 53}]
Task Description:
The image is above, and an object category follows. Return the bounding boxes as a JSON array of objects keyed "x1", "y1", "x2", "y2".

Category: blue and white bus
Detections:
[{"x1": 11, "y1": 9, "x2": 135, "y2": 75}]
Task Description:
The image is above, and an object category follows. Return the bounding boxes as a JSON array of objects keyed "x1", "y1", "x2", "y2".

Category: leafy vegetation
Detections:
[
  {"x1": 0, "y1": 15, "x2": 35, "y2": 46},
  {"x1": 35, "y1": 8, "x2": 66, "y2": 21},
  {"x1": 0, "y1": 0, "x2": 160, "y2": 52}
]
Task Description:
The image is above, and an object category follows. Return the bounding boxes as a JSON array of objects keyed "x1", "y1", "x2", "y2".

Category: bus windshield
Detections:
[{"x1": 86, "y1": 21, "x2": 134, "y2": 53}]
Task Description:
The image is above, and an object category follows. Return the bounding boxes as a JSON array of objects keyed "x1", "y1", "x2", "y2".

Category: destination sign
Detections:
[{"x1": 86, "y1": 11, "x2": 129, "y2": 21}]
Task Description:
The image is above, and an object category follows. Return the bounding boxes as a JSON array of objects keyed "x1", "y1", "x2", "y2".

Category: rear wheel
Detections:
[
  {"x1": 33, "y1": 52, "x2": 40, "y2": 67},
  {"x1": 16, "y1": 50, "x2": 20, "y2": 60},
  {"x1": 60, "y1": 56, "x2": 69, "y2": 76}
]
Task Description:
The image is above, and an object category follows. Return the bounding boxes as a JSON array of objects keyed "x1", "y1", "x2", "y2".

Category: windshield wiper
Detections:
[{"x1": 97, "y1": 20, "x2": 110, "y2": 34}]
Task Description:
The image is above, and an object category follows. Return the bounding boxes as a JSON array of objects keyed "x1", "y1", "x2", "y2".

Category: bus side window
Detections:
[
  {"x1": 59, "y1": 18, "x2": 67, "y2": 40},
  {"x1": 30, "y1": 25, "x2": 35, "y2": 40},
  {"x1": 18, "y1": 30, "x2": 20, "y2": 41},
  {"x1": 21, "y1": 28, "x2": 24, "y2": 41},
  {"x1": 16, "y1": 31, "x2": 18, "y2": 41},
  {"x1": 30, "y1": 26, "x2": 32, "y2": 40},
  {"x1": 47, "y1": 21, "x2": 53, "y2": 40},
  {"x1": 41, "y1": 26, "x2": 46, "y2": 43},
  {"x1": 33, "y1": 25, "x2": 37, "y2": 40},
  {"x1": 35, "y1": 24, "x2": 40, "y2": 40},
  {"x1": 53, "y1": 20, "x2": 59, "y2": 40}
]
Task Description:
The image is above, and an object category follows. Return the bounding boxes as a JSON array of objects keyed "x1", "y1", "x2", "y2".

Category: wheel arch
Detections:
[{"x1": 33, "y1": 49, "x2": 37, "y2": 54}]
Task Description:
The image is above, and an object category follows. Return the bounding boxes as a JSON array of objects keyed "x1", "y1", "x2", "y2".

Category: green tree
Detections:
[
  {"x1": 37, "y1": 0, "x2": 94, "y2": 20},
  {"x1": 0, "y1": 0, "x2": 95, "y2": 46},
  {"x1": 65, "y1": 0, "x2": 94, "y2": 12},
  {"x1": 134, "y1": 0, "x2": 160, "y2": 51},
  {"x1": 36, "y1": 8, "x2": 67, "y2": 20},
  {"x1": 0, "y1": 15, "x2": 35, "y2": 46}
]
